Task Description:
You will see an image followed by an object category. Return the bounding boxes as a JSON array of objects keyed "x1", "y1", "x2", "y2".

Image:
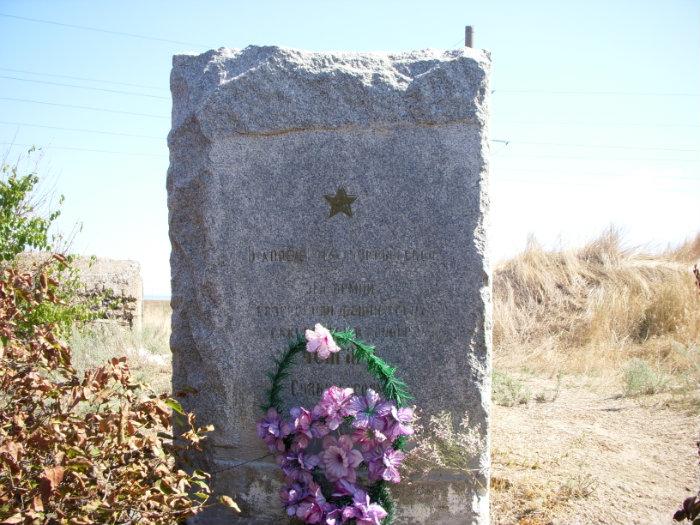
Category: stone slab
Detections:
[
  {"x1": 16, "y1": 253, "x2": 143, "y2": 328},
  {"x1": 168, "y1": 45, "x2": 492, "y2": 524}
]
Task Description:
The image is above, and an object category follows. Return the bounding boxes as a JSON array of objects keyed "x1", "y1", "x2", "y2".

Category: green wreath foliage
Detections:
[{"x1": 262, "y1": 328, "x2": 413, "y2": 525}]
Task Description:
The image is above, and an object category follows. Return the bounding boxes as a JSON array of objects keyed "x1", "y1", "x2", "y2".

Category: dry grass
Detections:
[
  {"x1": 491, "y1": 229, "x2": 700, "y2": 524},
  {"x1": 494, "y1": 228, "x2": 700, "y2": 380},
  {"x1": 69, "y1": 300, "x2": 172, "y2": 392}
]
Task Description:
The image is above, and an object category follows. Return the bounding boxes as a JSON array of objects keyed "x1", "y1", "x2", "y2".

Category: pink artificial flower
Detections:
[
  {"x1": 351, "y1": 425, "x2": 387, "y2": 451},
  {"x1": 290, "y1": 406, "x2": 314, "y2": 449},
  {"x1": 365, "y1": 444, "x2": 405, "y2": 483},
  {"x1": 386, "y1": 405, "x2": 414, "y2": 440},
  {"x1": 320, "y1": 435, "x2": 363, "y2": 482},
  {"x1": 314, "y1": 386, "x2": 355, "y2": 430},
  {"x1": 380, "y1": 448, "x2": 405, "y2": 483},
  {"x1": 347, "y1": 389, "x2": 392, "y2": 429},
  {"x1": 305, "y1": 323, "x2": 340, "y2": 359},
  {"x1": 355, "y1": 500, "x2": 388, "y2": 525},
  {"x1": 296, "y1": 483, "x2": 327, "y2": 524},
  {"x1": 342, "y1": 490, "x2": 388, "y2": 525}
]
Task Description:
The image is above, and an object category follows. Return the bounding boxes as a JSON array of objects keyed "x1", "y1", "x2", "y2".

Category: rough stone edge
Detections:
[{"x1": 169, "y1": 45, "x2": 492, "y2": 139}]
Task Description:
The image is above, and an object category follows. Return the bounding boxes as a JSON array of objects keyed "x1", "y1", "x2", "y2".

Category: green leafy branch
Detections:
[
  {"x1": 332, "y1": 329, "x2": 412, "y2": 409},
  {"x1": 263, "y1": 333, "x2": 305, "y2": 412}
]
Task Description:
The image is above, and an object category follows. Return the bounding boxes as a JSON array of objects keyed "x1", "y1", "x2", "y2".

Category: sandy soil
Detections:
[{"x1": 490, "y1": 375, "x2": 699, "y2": 524}]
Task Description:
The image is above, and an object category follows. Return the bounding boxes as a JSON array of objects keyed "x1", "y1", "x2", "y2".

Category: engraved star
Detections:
[{"x1": 324, "y1": 187, "x2": 356, "y2": 218}]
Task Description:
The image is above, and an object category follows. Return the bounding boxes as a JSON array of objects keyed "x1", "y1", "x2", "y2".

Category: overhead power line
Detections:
[
  {"x1": 491, "y1": 166, "x2": 698, "y2": 182},
  {"x1": 498, "y1": 153, "x2": 699, "y2": 163},
  {"x1": 0, "y1": 12, "x2": 209, "y2": 48},
  {"x1": 0, "y1": 75, "x2": 169, "y2": 99},
  {"x1": 0, "y1": 67, "x2": 166, "y2": 91},
  {"x1": 0, "y1": 142, "x2": 165, "y2": 158},
  {"x1": 490, "y1": 139, "x2": 698, "y2": 153},
  {"x1": 492, "y1": 89, "x2": 700, "y2": 97},
  {"x1": 499, "y1": 120, "x2": 700, "y2": 129},
  {"x1": 0, "y1": 97, "x2": 169, "y2": 119},
  {"x1": 0, "y1": 120, "x2": 163, "y2": 139}
]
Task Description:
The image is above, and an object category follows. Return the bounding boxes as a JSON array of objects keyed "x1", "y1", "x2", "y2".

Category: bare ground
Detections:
[{"x1": 491, "y1": 375, "x2": 699, "y2": 524}]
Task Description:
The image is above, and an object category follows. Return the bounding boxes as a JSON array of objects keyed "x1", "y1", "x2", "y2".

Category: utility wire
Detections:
[
  {"x1": 492, "y1": 89, "x2": 700, "y2": 97},
  {"x1": 0, "y1": 12, "x2": 209, "y2": 48},
  {"x1": 0, "y1": 120, "x2": 163, "y2": 140},
  {"x1": 1, "y1": 140, "x2": 697, "y2": 179},
  {"x1": 0, "y1": 142, "x2": 165, "y2": 158},
  {"x1": 498, "y1": 120, "x2": 700, "y2": 128},
  {"x1": 1, "y1": 118, "x2": 696, "y2": 158},
  {"x1": 0, "y1": 97, "x2": 169, "y2": 119},
  {"x1": 492, "y1": 167, "x2": 698, "y2": 182},
  {"x1": 0, "y1": 67, "x2": 166, "y2": 91},
  {"x1": 0, "y1": 75, "x2": 169, "y2": 99},
  {"x1": 490, "y1": 139, "x2": 698, "y2": 153},
  {"x1": 497, "y1": 153, "x2": 699, "y2": 163}
]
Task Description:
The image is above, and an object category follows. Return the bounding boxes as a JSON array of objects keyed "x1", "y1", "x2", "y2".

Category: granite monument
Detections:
[{"x1": 168, "y1": 45, "x2": 492, "y2": 524}]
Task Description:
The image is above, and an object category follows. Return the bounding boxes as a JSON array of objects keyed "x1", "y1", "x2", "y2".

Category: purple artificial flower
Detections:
[
  {"x1": 314, "y1": 386, "x2": 355, "y2": 430},
  {"x1": 342, "y1": 490, "x2": 388, "y2": 525},
  {"x1": 311, "y1": 416, "x2": 330, "y2": 439},
  {"x1": 257, "y1": 408, "x2": 290, "y2": 452},
  {"x1": 365, "y1": 444, "x2": 405, "y2": 483},
  {"x1": 332, "y1": 479, "x2": 365, "y2": 499},
  {"x1": 356, "y1": 500, "x2": 388, "y2": 525},
  {"x1": 324, "y1": 506, "x2": 343, "y2": 525},
  {"x1": 380, "y1": 448, "x2": 405, "y2": 483},
  {"x1": 386, "y1": 405, "x2": 414, "y2": 440},
  {"x1": 279, "y1": 482, "x2": 307, "y2": 517},
  {"x1": 279, "y1": 449, "x2": 320, "y2": 484},
  {"x1": 296, "y1": 483, "x2": 327, "y2": 524},
  {"x1": 347, "y1": 389, "x2": 392, "y2": 430},
  {"x1": 290, "y1": 406, "x2": 314, "y2": 449},
  {"x1": 320, "y1": 435, "x2": 363, "y2": 482}
]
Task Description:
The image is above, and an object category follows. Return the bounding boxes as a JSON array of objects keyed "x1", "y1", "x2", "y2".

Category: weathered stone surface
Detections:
[
  {"x1": 168, "y1": 45, "x2": 491, "y2": 524},
  {"x1": 16, "y1": 253, "x2": 143, "y2": 328}
]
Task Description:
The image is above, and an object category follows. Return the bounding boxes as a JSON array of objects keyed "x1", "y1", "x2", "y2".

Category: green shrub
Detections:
[
  {"x1": 0, "y1": 149, "x2": 61, "y2": 261},
  {"x1": 622, "y1": 358, "x2": 669, "y2": 396},
  {"x1": 1, "y1": 150, "x2": 97, "y2": 335},
  {"x1": 493, "y1": 371, "x2": 531, "y2": 407}
]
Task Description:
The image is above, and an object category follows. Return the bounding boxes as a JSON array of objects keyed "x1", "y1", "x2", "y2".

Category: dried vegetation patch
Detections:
[{"x1": 491, "y1": 230, "x2": 700, "y2": 523}]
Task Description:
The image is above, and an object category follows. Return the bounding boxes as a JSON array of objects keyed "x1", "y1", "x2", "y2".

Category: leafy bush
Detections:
[
  {"x1": 0, "y1": 150, "x2": 61, "y2": 262},
  {"x1": 622, "y1": 358, "x2": 669, "y2": 397},
  {"x1": 12, "y1": 254, "x2": 99, "y2": 338},
  {"x1": 0, "y1": 267, "x2": 233, "y2": 523},
  {"x1": 1, "y1": 151, "x2": 97, "y2": 335},
  {"x1": 493, "y1": 371, "x2": 531, "y2": 407}
]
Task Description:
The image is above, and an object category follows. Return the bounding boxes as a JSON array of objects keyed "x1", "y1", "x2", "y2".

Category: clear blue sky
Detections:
[{"x1": 1, "y1": 0, "x2": 698, "y2": 298}]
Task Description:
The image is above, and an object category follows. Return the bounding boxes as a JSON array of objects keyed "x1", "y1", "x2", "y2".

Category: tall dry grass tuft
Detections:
[{"x1": 494, "y1": 229, "x2": 700, "y2": 375}]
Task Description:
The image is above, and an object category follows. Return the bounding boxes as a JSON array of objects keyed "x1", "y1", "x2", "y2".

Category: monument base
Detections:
[{"x1": 189, "y1": 459, "x2": 489, "y2": 525}]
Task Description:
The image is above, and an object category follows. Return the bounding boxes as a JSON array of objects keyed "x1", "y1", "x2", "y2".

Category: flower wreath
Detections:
[{"x1": 257, "y1": 324, "x2": 414, "y2": 525}]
